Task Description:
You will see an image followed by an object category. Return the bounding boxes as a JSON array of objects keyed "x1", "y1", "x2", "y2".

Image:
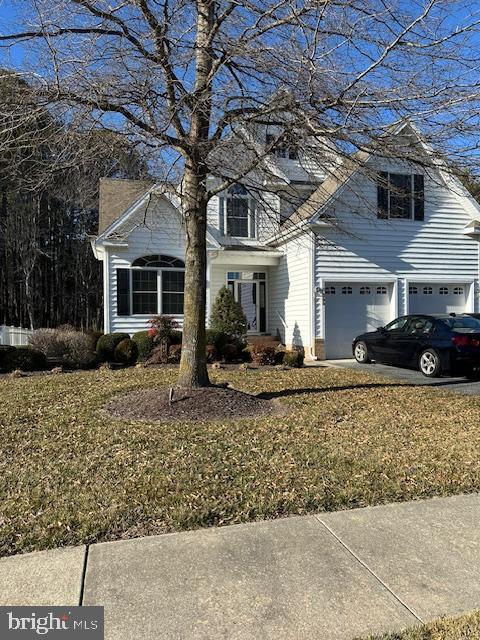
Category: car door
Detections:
[
  {"x1": 389, "y1": 316, "x2": 434, "y2": 366},
  {"x1": 371, "y1": 316, "x2": 409, "y2": 363}
]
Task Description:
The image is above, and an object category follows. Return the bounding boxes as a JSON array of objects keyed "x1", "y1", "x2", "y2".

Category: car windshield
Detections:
[{"x1": 440, "y1": 316, "x2": 480, "y2": 332}]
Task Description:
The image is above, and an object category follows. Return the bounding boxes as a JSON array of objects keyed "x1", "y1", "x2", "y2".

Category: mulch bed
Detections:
[{"x1": 105, "y1": 385, "x2": 286, "y2": 422}]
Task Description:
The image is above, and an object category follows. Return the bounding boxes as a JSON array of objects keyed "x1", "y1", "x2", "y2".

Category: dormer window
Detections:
[
  {"x1": 377, "y1": 172, "x2": 424, "y2": 220},
  {"x1": 220, "y1": 184, "x2": 256, "y2": 238},
  {"x1": 266, "y1": 134, "x2": 298, "y2": 160}
]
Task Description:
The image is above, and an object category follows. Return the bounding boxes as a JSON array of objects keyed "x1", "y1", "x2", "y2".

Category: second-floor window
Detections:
[
  {"x1": 377, "y1": 172, "x2": 424, "y2": 220},
  {"x1": 266, "y1": 134, "x2": 298, "y2": 160},
  {"x1": 220, "y1": 184, "x2": 256, "y2": 238}
]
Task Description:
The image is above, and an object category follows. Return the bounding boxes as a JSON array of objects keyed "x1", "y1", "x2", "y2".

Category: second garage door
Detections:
[
  {"x1": 324, "y1": 282, "x2": 393, "y2": 359},
  {"x1": 408, "y1": 283, "x2": 468, "y2": 315}
]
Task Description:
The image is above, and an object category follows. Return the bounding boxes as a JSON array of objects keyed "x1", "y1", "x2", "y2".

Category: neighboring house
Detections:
[{"x1": 91, "y1": 123, "x2": 480, "y2": 360}]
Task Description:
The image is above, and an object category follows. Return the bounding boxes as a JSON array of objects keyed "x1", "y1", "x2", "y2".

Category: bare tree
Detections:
[{"x1": 2, "y1": 0, "x2": 480, "y2": 386}]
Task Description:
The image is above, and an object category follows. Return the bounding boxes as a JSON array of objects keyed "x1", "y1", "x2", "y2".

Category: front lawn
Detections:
[
  {"x1": 2, "y1": 366, "x2": 480, "y2": 556},
  {"x1": 361, "y1": 610, "x2": 480, "y2": 639}
]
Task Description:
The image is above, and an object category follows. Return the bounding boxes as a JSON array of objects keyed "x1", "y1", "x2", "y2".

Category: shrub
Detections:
[
  {"x1": 249, "y1": 344, "x2": 276, "y2": 366},
  {"x1": 114, "y1": 338, "x2": 138, "y2": 366},
  {"x1": 29, "y1": 328, "x2": 68, "y2": 358},
  {"x1": 62, "y1": 332, "x2": 97, "y2": 369},
  {"x1": 85, "y1": 330, "x2": 104, "y2": 351},
  {"x1": 30, "y1": 328, "x2": 97, "y2": 369},
  {"x1": 283, "y1": 347, "x2": 305, "y2": 368},
  {"x1": 148, "y1": 315, "x2": 180, "y2": 344},
  {"x1": 209, "y1": 286, "x2": 247, "y2": 340},
  {"x1": 2, "y1": 347, "x2": 47, "y2": 372},
  {"x1": 205, "y1": 329, "x2": 229, "y2": 352},
  {"x1": 145, "y1": 344, "x2": 168, "y2": 366},
  {"x1": 171, "y1": 330, "x2": 183, "y2": 345},
  {"x1": 96, "y1": 333, "x2": 130, "y2": 362},
  {"x1": 167, "y1": 344, "x2": 182, "y2": 364},
  {"x1": 132, "y1": 331, "x2": 155, "y2": 362},
  {"x1": 205, "y1": 344, "x2": 218, "y2": 363},
  {"x1": 274, "y1": 344, "x2": 286, "y2": 365},
  {"x1": 223, "y1": 342, "x2": 239, "y2": 362}
]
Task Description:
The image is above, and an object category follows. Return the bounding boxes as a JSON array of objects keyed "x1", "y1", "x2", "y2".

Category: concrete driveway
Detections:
[{"x1": 324, "y1": 359, "x2": 480, "y2": 395}]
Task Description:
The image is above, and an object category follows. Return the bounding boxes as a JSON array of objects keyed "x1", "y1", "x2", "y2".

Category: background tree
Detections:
[
  {"x1": 2, "y1": 1, "x2": 480, "y2": 383},
  {"x1": 0, "y1": 72, "x2": 148, "y2": 328}
]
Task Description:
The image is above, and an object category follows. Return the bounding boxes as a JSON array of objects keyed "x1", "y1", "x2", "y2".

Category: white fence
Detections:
[{"x1": 0, "y1": 325, "x2": 34, "y2": 346}]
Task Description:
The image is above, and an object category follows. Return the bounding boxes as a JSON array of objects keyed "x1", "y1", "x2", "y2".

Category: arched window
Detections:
[
  {"x1": 325, "y1": 286, "x2": 336, "y2": 295},
  {"x1": 132, "y1": 255, "x2": 185, "y2": 268},
  {"x1": 409, "y1": 285, "x2": 418, "y2": 295},
  {"x1": 342, "y1": 286, "x2": 353, "y2": 295},
  {"x1": 360, "y1": 286, "x2": 371, "y2": 295},
  {"x1": 453, "y1": 286, "x2": 464, "y2": 295},
  {"x1": 376, "y1": 286, "x2": 387, "y2": 295},
  {"x1": 439, "y1": 287, "x2": 449, "y2": 295},
  {"x1": 220, "y1": 184, "x2": 256, "y2": 238},
  {"x1": 116, "y1": 255, "x2": 185, "y2": 317},
  {"x1": 423, "y1": 286, "x2": 433, "y2": 295}
]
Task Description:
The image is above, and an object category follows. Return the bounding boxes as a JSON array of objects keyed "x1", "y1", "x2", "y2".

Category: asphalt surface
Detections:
[{"x1": 324, "y1": 359, "x2": 480, "y2": 395}]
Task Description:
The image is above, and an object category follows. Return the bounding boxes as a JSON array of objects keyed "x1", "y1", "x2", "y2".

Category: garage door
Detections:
[
  {"x1": 408, "y1": 283, "x2": 468, "y2": 315},
  {"x1": 324, "y1": 282, "x2": 393, "y2": 359}
]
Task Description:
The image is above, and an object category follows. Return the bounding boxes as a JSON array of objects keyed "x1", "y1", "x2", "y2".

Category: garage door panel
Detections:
[
  {"x1": 408, "y1": 284, "x2": 467, "y2": 315},
  {"x1": 325, "y1": 283, "x2": 393, "y2": 359}
]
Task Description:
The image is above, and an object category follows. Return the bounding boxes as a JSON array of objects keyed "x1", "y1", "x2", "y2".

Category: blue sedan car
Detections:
[{"x1": 352, "y1": 313, "x2": 480, "y2": 378}]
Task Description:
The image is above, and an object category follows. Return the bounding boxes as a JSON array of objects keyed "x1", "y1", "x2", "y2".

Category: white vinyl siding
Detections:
[
  {"x1": 315, "y1": 163, "x2": 479, "y2": 339},
  {"x1": 269, "y1": 235, "x2": 312, "y2": 348},
  {"x1": 106, "y1": 196, "x2": 185, "y2": 334}
]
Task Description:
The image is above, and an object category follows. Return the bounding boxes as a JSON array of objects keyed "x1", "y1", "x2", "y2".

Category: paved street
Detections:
[
  {"x1": 322, "y1": 359, "x2": 480, "y2": 395},
  {"x1": 2, "y1": 494, "x2": 480, "y2": 639}
]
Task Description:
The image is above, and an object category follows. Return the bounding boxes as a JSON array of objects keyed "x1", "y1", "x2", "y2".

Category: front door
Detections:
[
  {"x1": 238, "y1": 282, "x2": 258, "y2": 332},
  {"x1": 227, "y1": 272, "x2": 266, "y2": 333}
]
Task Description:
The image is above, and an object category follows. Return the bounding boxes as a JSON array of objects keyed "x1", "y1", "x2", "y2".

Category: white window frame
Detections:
[
  {"x1": 220, "y1": 189, "x2": 257, "y2": 239},
  {"x1": 129, "y1": 266, "x2": 185, "y2": 317}
]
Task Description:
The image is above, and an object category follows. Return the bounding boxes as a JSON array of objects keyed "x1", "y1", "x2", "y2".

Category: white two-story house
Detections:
[{"x1": 91, "y1": 123, "x2": 480, "y2": 359}]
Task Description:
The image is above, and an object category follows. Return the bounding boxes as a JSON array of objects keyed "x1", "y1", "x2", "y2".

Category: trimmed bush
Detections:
[
  {"x1": 96, "y1": 333, "x2": 130, "y2": 362},
  {"x1": 114, "y1": 338, "x2": 138, "y2": 366},
  {"x1": 2, "y1": 347, "x2": 47, "y2": 373},
  {"x1": 249, "y1": 344, "x2": 276, "y2": 366},
  {"x1": 132, "y1": 331, "x2": 155, "y2": 362},
  {"x1": 283, "y1": 347, "x2": 304, "y2": 368},
  {"x1": 209, "y1": 286, "x2": 247, "y2": 340}
]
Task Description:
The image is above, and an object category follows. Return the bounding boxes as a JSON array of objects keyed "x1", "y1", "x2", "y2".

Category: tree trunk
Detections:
[{"x1": 177, "y1": 164, "x2": 210, "y2": 388}]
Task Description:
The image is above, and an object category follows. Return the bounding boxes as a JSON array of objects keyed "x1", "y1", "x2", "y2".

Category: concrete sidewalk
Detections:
[{"x1": 2, "y1": 494, "x2": 480, "y2": 640}]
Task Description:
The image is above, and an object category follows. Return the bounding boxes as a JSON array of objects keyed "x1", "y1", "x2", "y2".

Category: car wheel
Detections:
[
  {"x1": 419, "y1": 349, "x2": 442, "y2": 377},
  {"x1": 354, "y1": 341, "x2": 371, "y2": 364}
]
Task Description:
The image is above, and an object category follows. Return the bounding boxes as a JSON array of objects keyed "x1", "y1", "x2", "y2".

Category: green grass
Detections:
[
  {"x1": 2, "y1": 366, "x2": 480, "y2": 557},
  {"x1": 361, "y1": 611, "x2": 480, "y2": 639}
]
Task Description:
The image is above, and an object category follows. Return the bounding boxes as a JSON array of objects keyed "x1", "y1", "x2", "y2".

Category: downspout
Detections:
[{"x1": 309, "y1": 230, "x2": 317, "y2": 360}]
